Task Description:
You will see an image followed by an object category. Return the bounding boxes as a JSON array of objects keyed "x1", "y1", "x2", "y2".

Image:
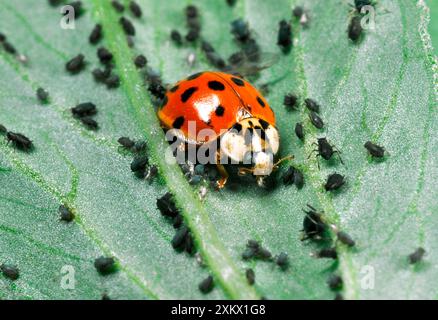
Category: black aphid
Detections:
[
  {"x1": 226, "y1": 0, "x2": 237, "y2": 6},
  {"x1": 131, "y1": 155, "x2": 148, "y2": 173},
  {"x1": 66, "y1": 54, "x2": 85, "y2": 74},
  {"x1": 302, "y1": 204, "x2": 326, "y2": 240},
  {"x1": 97, "y1": 47, "x2": 113, "y2": 65},
  {"x1": 199, "y1": 275, "x2": 214, "y2": 294},
  {"x1": 327, "y1": 274, "x2": 343, "y2": 290},
  {"x1": 36, "y1": 87, "x2": 49, "y2": 103},
  {"x1": 134, "y1": 55, "x2": 147, "y2": 68},
  {"x1": 348, "y1": 16, "x2": 363, "y2": 42},
  {"x1": 6, "y1": 132, "x2": 33, "y2": 151},
  {"x1": 309, "y1": 111, "x2": 324, "y2": 129},
  {"x1": 118, "y1": 137, "x2": 135, "y2": 149},
  {"x1": 120, "y1": 17, "x2": 135, "y2": 36},
  {"x1": 148, "y1": 82, "x2": 166, "y2": 100},
  {"x1": 337, "y1": 231, "x2": 355, "y2": 247},
  {"x1": 89, "y1": 24, "x2": 102, "y2": 45},
  {"x1": 276, "y1": 252, "x2": 289, "y2": 270},
  {"x1": 157, "y1": 192, "x2": 179, "y2": 218},
  {"x1": 59, "y1": 205, "x2": 75, "y2": 222},
  {"x1": 0, "y1": 33, "x2": 5, "y2": 42},
  {"x1": 284, "y1": 94, "x2": 298, "y2": 110},
  {"x1": 80, "y1": 117, "x2": 98, "y2": 130},
  {"x1": 242, "y1": 239, "x2": 271, "y2": 260},
  {"x1": 295, "y1": 122, "x2": 304, "y2": 140},
  {"x1": 105, "y1": 74, "x2": 120, "y2": 89},
  {"x1": 111, "y1": 0, "x2": 125, "y2": 12},
  {"x1": 305, "y1": 98, "x2": 320, "y2": 113},
  {"x1": 129, "y1": 1, "x2": 142, "y2": 18},
  {"x1": 408, "y1": 247, "x2": 426, "y2": 264},
  {"x1": 325, "y1": 173, "x2": 345, "y2": 191},
  {"x1": 312, "y1": 137, "x2": 343, "y2": 166},
  {"x1": 94, "y1": 256, "x2": 116, "y2": 274},
  {"x1": 277, "y1": 20, "x2": 292, "y2": 48},
  {"x1": 171, "y1": 226, "x2": 189, "y2": 249},
  {"x1": 0, "y1": 124, "x2": 7, "y2": 134},
  {"x1": 316, "y1": 247, "x2": 338, "y2": 259},
  {"x1": 0, "y1": 264, "x2": 19, "y2": 280},
  {"x1": 185, "y1": 5, "x2": 198, "y2": 19},
  {"x1": 364, "y1": 141, "x2": 385, "y2": 158},
  {"x1": 71, "y1": 102, "x2": 97, "y2": 118},
  {"x1": 282, "y1": 166, "x2": 304, "y2": 189},
  {"x1": 246, "y1": 268, "x2": 255, "y2": 285},
  {"x1": 231, "y1": 19, "x2": 250, "y2": 42},
  {"x1": 2, "y1": 41, "x2": 16, "y2": 55},
  {"x1": 292, "y1": 6, "x2": 304, "y2": 18},
  {"x1": 170, "y1": 30, "x2": 182, "y2": 45}
]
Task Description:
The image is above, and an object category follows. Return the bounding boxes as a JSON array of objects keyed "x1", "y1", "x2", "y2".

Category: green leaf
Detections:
[{"x1": 0, "y1": 0, "x2": 436, "y2": 300}]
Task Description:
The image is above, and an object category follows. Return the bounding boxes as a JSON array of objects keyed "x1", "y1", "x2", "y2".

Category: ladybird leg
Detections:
[
  {"x1": 215, "y1": 152, "x2": 229, "y2": 189},
  {"x1": 273, "y1": 155, "x2": 294, "y2": 170}
]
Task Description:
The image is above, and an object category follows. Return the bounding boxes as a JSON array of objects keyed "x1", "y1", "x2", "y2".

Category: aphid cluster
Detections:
[
  {"x1": 117, "y1": 136, "x2": 156, "y2": 180},
  {"x1": 71, "y1": 102, "x2": 99, "y2": 130},
  {"x1": 156, "y1": 192, "x2": 196, "y2": 256}
]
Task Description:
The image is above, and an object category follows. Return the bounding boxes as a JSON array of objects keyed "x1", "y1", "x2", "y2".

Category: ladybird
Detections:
[{"x1": 158, "y1": 71, "x2": 290, "y2": 188}]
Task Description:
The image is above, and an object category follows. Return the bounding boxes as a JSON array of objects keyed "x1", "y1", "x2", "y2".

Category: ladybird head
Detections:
[{"x1": 220, "y1": 117, "x2": 280, "y2": 179}]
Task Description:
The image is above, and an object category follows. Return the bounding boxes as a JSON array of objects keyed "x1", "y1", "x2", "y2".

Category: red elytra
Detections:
[{"x1": 158, "y1": 71, "x2": 275, "y2": 143}]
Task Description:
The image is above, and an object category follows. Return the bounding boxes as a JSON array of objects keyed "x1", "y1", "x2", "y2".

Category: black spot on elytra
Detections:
[
  {"x1": 259, "y1": 119, "x2": 269, "y2": 130},
  {"x1": 231, "y1": 77, "x2": 245, "y2": 86},
  {"x1": 187, "y1": 72, "x2": 204, "y2": 80},
  {"x1": 256, "y1": 96, "x2": 265, "y2": 107},
  {"x1": 181, "y1": 87, "x2": 198, "y2": 102},
  {"x1": 170, "y1": 85, "x2": 179, "y2": 92},
  {"x1": 208, "y1": 81, "x2": 225, "y2": 91},
  {"x1": 215, "y1": 105, "x2": 225, "y2": 116},
  {"x1": 172, "y1": 116, "x2": 185, "y2": 129}
]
